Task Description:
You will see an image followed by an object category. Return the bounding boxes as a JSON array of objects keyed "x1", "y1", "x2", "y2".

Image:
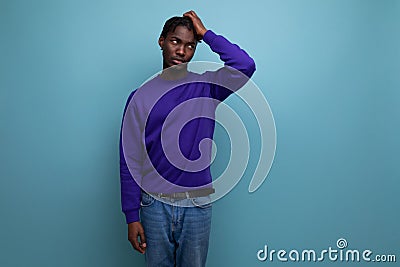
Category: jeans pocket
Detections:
[
  {"x1": 191, "y1": 196, "x2": 212, "y2": 209},
  {"x1": 140, "y1": 193, "x2": 155, "y2": 207}
]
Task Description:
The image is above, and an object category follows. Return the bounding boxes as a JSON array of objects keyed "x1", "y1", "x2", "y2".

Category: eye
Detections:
[
  {"x1": 171, "y1": 39, "x2": 178, "y2": 44},
  {"x1": 188, "y1": 44, "x2": 195, "y2": 49}
]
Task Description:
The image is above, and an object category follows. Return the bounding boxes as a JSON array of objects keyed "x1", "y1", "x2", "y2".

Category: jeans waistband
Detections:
[{"x1": 148, "y1": 188, "x2": 215, "y2": 200}]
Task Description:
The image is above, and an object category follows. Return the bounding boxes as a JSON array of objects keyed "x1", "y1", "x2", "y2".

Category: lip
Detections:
[{"x1": 171, "y1": 58, "x2": 185, "y2": 65}]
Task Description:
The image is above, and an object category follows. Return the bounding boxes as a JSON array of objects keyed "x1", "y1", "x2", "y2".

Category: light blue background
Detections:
[{"x1": 1, "y1": 0, "x2": 399, "y2": 266}]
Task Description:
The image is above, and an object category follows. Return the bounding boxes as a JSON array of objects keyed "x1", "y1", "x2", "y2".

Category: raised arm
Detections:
[{"x1": 184, "y1": 10, "x2": 256, "y2": 101}]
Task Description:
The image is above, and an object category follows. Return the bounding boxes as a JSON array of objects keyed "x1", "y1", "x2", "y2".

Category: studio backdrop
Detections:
[{"x1": 1, "y1": 0, "x2": 399, "y2": 266}]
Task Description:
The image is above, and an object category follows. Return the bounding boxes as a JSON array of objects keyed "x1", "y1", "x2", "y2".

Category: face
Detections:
[{"x1": 159, "y1": 26, "x2": 197, "y2": 69}]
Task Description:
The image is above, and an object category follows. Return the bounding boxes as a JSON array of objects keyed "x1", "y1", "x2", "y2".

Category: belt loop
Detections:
[{"x1": 185, "y1": 191, "x2": 190, "y2": 199}]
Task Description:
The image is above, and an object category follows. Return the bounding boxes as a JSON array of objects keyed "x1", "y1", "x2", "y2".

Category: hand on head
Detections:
[{"x1": 183, "y1": 10, "x2": 208, "y2": 40}]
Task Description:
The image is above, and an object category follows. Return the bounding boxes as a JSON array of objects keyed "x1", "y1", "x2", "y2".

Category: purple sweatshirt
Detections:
[{"x1": 120, "y1": 30, "x2": 256, "y2": 223}]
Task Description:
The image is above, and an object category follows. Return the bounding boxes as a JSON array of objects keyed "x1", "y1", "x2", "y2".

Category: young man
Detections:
[{"x1": 120, "y1": 10, "x2": 255, "y2": 267}]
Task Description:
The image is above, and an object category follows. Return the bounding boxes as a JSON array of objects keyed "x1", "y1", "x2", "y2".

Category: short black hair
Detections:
[{"x1": 160, "y1": 16, "x2": 200, "y2": 42}]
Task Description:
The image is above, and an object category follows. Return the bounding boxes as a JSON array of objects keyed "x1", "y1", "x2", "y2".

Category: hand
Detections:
[
  {"x1": 183, "y1": 10, "x2": 208, "y2": 40},
  {"x1": 128, "y1": 221, "x2": 147, "y2": 254}
]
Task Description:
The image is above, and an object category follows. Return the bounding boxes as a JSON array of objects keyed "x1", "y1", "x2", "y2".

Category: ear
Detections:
[{"x1": 158, "y1": 36, "x2": 165, "y2": 49}]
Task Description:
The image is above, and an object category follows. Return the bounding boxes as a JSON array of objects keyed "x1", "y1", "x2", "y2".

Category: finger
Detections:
[
  {"x1": 190, "y1": 10, "x2": 198, "y2": 17},
  {"x1": 183, "y1": 13, "x2": 199, "y2": 27},
  {"x1": 135, "y1": 243, "x2": 145, "y2": 254},
  {"x1": 184, "y1": 11, "x2": 197, "y2": 19},
  {"x1": 139, "y1": 230, "x2": 147, "y2": 249},
  {"x1": 183, "y1": 12, "x2": 194, "y2": 19},
  {"x1": 131, "y1": 238, "x2": 140, "y2": 251},
  {"x1": 130, "y1": 235, "x2": 145, "y2": 254}
]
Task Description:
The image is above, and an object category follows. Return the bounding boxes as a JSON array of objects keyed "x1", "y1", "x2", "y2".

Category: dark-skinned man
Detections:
[{"x1": 120, "y1": 10, "x2": 255, "y2": 267}]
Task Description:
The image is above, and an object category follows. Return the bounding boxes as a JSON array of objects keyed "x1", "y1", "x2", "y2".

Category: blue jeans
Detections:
[{"x1": 140, "y1": 192, "x2": 212, "y2": 267}]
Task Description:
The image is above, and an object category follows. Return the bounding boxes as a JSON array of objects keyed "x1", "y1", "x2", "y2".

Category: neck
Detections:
[{"x1": 160, "y1": 64, "x2": 188, "y2": 80}]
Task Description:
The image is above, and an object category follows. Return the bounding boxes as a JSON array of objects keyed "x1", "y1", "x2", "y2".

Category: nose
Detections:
[{"x1": 176, "y1": 45, "x2": 185, "y2": 57}]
